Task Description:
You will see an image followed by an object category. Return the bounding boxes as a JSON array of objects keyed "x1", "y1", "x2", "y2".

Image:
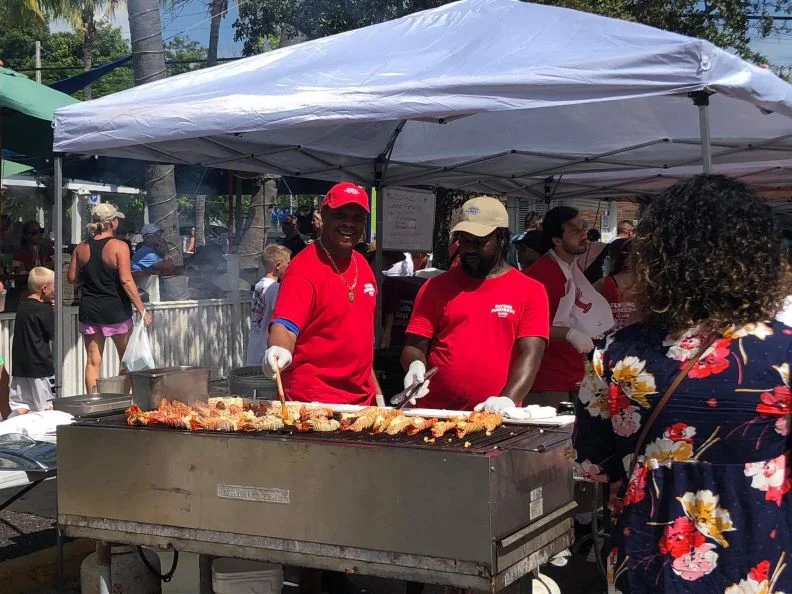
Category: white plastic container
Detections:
[{"x1": 212, "y1": 558, "x2": 283, "y2": 594}]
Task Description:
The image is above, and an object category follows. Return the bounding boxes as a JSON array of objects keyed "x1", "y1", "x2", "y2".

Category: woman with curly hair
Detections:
[{"x1": 574, "y1": 175, "x2": 791, "y2": 594}]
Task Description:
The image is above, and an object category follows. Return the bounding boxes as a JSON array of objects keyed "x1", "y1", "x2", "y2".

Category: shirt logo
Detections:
[
  {"x1": 574, "y1": 288, "x2": 592, "y2": 313},
  {"x1": 363, "y1": 283, "x2": 376, "y2": 297},
  {"x1": 491, "y1": 304, "x2": 516, "y2": 318}
]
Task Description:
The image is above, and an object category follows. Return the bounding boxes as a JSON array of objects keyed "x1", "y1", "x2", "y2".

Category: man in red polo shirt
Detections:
[
  {"x1": 400, "y1": 196, "x2": 549, "y2": 412},
  {"x1": 525, "y1": 206, "x2": 613, "y2": 407},
  {"x1": 264, "y1": 182, "x2": 380, "y2": 405}
]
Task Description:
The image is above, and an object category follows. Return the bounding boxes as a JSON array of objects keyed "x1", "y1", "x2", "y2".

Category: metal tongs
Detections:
[{"x1": 389, "y1": 367, "x2": 438, "y2": 409}]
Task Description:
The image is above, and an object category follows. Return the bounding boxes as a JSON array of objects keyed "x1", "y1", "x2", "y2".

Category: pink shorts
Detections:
[{"x1": 79, "y1": 319, "x2": 134, "y2": 337}]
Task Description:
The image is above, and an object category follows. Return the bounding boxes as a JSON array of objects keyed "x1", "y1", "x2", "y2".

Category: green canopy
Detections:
[
  {"x1": 0, "y1": 159, "x2": 33, "y2": 178},
  {"x1": 0, "y1": 67, "x2": 78, "y2": 157}
]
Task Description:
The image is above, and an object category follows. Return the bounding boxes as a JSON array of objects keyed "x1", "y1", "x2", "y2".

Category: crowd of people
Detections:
[
  {"x1": 0, "y1": 203, "x2": 152, "y2": 414},
  {"x1": 253, "y1": 176, "x2": 790, "y2": 594},
  {"x1": 1, "y1": 175, "x2": 789, "y2": 593}
]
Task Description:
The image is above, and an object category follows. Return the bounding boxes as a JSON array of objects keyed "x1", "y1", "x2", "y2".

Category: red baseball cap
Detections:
[{"x1": 322, "y1": 182, "x2": 370, "y2": 213}]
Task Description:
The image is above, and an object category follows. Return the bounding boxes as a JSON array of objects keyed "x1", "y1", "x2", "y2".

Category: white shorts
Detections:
[{"x1": 8, "y1": 376, "x2": 54, "y2": 416}]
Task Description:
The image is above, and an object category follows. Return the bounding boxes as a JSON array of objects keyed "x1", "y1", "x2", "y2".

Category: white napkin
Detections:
[
  {"x1": 0, "y1": 410, "x2": 74, "y2": 440},
  {"x1": 501, "y1": 405, "x2": 557, "y2": 420}
]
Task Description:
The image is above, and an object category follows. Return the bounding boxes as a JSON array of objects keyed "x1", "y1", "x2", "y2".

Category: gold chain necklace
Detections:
[{"x1": 317, "y1": 239, "x2": 358, "y2": 302}]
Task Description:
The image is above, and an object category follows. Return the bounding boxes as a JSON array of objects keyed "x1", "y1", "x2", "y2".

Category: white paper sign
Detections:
[{"x1": 381, "y1": 187, "x2": 436, "y2": 252}]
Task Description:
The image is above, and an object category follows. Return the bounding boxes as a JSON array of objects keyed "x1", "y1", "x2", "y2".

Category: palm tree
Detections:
[
  {"x1": 192, "y1": 0, "x2": 233, "y2": 247},
  {"x1": 127, "y1": 0, "x2": 188, "y2": 298},
  {"x1": 61, "y1": 0, "x2": 126, "y2": 99},
  {"x1": 2, "y1": 0, "x2": 46, "y2": 26},
  {"x1": 4, "y1": 0, "x2": 125, "y2": 100},
  {"x1": 159, "y1": 0, "x2": 231, "y2": 249},
  {"x1": 237, "y1": 177, "x2": 276, "y2": 271},
  {"x1": 206, "y1": 0, "x2": 228, "y2": 67}
]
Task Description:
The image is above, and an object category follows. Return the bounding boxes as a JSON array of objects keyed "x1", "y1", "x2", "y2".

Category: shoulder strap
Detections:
[{"x1": 627, "y1": 333, "x2": 717, "y2": 478}]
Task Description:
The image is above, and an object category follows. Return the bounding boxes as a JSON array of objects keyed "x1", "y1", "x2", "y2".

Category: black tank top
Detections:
[{"x1": 78, "y1": 237, "x2": 133, "y2": 325}]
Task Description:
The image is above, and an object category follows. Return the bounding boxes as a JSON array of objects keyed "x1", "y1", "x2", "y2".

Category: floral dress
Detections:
[{"x1": 573, "y1": 321, "x2": 791, "y2": 594}]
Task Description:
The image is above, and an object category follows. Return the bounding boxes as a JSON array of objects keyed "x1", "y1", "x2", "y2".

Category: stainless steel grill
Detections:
[
  {"x1": 57, "y1": 414, "x2": 575, "y2": 592},
  {"x1": 87, "y1": 415, "x2": 565, "y2": 453}
]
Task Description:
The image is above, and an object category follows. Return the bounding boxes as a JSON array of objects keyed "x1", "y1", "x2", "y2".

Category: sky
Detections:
[
  {"x1": 51, "y1": 0, "x2": 244, "y2": 58},
  {"x1": 753, "y1": 35, "x2": 792, "y2": 65},
  {"x1": 158, "y1": 1, "x2": 243, "y2": 57},
  {"x1": 52, "y1": 1, "x2": 792, "y2": 65}
]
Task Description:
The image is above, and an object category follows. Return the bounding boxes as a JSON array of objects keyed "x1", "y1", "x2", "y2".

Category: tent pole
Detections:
[
  {"x1": 691, "y1": 91, "x2": 713, "y2": 174},
  {"x1": 374, "y1": 183, "x2": 383, "y2": 347},
  {"x1": 371, "y1": 120, "x2": 405, "y2": 358},
  {"x1": 54, "y1": 155, "x2": 64, "y2": 399}
]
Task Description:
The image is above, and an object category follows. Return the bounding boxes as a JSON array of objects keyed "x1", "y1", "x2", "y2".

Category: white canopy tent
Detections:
[
  {"x1": 531, "y1": 161, "x2": 792, "y2": 200},
  {"x1": 51, "y1": 0, "x2": 792, "y2": 393},
  {"x1": 53, "y1": 0, "x2": 792, "y2": 189}
]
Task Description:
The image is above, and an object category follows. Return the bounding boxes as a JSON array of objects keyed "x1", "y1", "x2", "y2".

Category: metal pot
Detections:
[
  {"x1": 128, "y1": 366, "x2": 210, "y2": 410},
  {"x1": 228, "y1": 366, "x2": 277, "y2": 400},
  {"x1": 96, "y1": 375, "x2": 130, "y2": 395}
]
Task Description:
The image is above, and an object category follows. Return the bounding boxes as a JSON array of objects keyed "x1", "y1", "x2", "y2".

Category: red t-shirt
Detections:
[
  {"x1": 524, "y1": 254, "x2": 584, "y2": 393},
  {"x1": 406, "y1": 267, "x2": 549, "y2": 411},
  {"x1": 271, "y1": 243, "x2": 377, "y2": 405},
  {"x1": 602, "y1": 276, "x2": 638, "y2": 333},
  {"x1": 13, "y1": 246, "x2": 54, "y2": 272}
]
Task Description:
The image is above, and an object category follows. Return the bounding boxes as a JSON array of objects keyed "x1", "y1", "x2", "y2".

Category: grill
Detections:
[
  {"x1": 86, "y1": 415, "x2": 565, "y2": 454},
  {"x1": 57, "y1": 413, "x2": 575, "y2": 592},
  {"x1": 283, "y1": 423, "x2": 564, "y2": 452}
]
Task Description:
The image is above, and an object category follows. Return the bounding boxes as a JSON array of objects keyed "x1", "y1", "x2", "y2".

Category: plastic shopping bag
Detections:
[
  {"x1": 122, "y1": 316, "x2": 155, "y2": 372},
  {"x1": 553, "y1": 261, "x2": 614, "y2": 337}
]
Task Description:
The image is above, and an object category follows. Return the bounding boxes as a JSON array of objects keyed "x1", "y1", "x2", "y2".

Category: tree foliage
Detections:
[
  {"x1": 234, "y1": 0, "x2": 450, "y2": 56},
  {"x1": 165, "y1": 35, "x2": 208, "y2": 76},
  {"x1": 0, "y1": 21, "x2": 133, "y2": 98},
  {"x1": 233, "y1": 0, "x2": 792, "y2": 64},
  {"x1": 0, "y1": 25, "x2": 210, "y2": 99},
  {"x1": 1, "y1": 0, "x2": 57, "y2": 29},
  {"x1": 537, "y1": 0, "x2": 786, "y2": 64}
]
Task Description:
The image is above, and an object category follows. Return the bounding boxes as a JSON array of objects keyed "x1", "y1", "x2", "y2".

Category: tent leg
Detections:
[
  {"x1": 54, "y1": 155, "x2": 64, "y2": 399},
  {"x1": 374, "y1": 185, "x2": 384, "y2": 347},
  {"x1": 691, "y1": 92, "x2": 712, "y2": 174}
]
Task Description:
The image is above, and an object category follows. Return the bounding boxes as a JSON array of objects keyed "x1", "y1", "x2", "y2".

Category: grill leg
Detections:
[
  {"x1": 56, "y1": 523, "x2": 64, "y2": 592},
  {"x1": 199, "y1": 554, "x2": 216, "y2": 594},
  {"x1": 97, "y1": 542, "x2": 112, "y2": 594},
  {"x1": 300, "y1": 568, "x2": 322, "y2": 594}
]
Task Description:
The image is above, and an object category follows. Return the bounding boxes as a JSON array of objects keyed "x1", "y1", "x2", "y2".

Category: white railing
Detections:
[{"x1": 0, "y1": 297, "x2": 251, "y2": 397}]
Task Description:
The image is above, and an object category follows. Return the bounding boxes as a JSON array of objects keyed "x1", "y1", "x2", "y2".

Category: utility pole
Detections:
[{"x1": 35, "y1": 41, "x2": 41, "y2": 84}]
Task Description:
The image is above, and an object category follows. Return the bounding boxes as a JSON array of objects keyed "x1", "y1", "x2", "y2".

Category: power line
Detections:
[
  {"x1": 746, "y1": 14, "x2": 792, "y2": 20},
  {"x1": 161, "y1": 0, "x2": 254, "y2": 43},
  {"x1": 11, "y1": 56, "x2": 244, "y2": 73}
]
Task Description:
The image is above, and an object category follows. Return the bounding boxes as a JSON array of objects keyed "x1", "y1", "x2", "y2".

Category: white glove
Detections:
[
  {"x1": 403, "y1": 360, "x2": 431, "y2": 403},
  {"x1": 474, "y1": 396, "x2": 516, "y2": 412},
  {"x1": 263, "y1": 346, "x2": 292, "y2": 379},
  {"x1": 566, "y1": 328, "x2": 594, "y2": 353}
]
